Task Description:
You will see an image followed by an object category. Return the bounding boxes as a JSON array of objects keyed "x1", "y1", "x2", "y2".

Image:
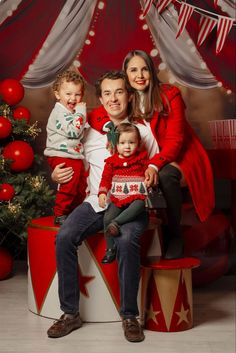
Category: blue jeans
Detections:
[{"x1": 56, "y1": 202, "x2": 148, "y2": 318}]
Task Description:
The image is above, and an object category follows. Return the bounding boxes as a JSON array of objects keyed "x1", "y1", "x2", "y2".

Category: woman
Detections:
[
  {"x1": 52, "y1": 50, "x2": 215, "y2": 259},
  {"x1": 121, "y1": 50, "x2": 214, "y2": 259}
]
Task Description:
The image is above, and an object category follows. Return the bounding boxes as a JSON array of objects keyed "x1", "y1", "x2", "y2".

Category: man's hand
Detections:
[
  {"x1": 51, "y1": 163, "x2": 74, "y2": 184},
  {"x1": 144, "y1": 166, "x2": 158, "y2": 188},
  {"x1": 98, "y1": 193, "x2": 107, "y2": 208}
]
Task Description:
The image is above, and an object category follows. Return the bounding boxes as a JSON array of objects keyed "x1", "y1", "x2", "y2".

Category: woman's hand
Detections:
[
  {"x1": 51, "y1": 163, "x2": 74, "y2": 184},
  {"x1": 144, "y1": 166, "x2": 158, "y2": 188}
]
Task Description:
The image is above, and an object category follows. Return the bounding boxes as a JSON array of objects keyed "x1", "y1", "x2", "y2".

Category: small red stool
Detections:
[
  {"x1": 27, "y1": 216, "x2": 123, "y2": 321},
  {"x1": 140, "y1": 257, "x2": 200, "y2": 332},
  {"x1": 27, "y1": 216, "x2": 161, "y2": 322}
]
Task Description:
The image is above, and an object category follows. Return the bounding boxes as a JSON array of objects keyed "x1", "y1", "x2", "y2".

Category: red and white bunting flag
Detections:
[
  {"x1": 216, "y1": 16, "x2": 234, "y2": 54},
  {"x1": 197, "y1": 15, "x2": 217, "y2": 46},
  {"x1": 143, "y1": 0, "x2": 154, "y2": 16},
  {"x1": 214, "y1": 0, "x2": 219, "y2": 8},
  {"x1": 156, "y1": 0, "x2": 173, "y2": 14},
  {"x1": 176, "y1": 3, "x2": 194, "y2": 38}
]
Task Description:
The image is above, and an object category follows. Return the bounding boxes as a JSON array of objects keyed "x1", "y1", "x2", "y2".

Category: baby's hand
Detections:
[
  {"x1": 98, "y1": 194, "x2": 107, "y2": 208},
  {"x1": 144, "y1": 166, "x2": 158, "y2": 187}
]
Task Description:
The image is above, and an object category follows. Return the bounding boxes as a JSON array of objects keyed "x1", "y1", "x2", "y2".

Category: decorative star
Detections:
[
  {"x1": 146, "y1": 303, "x2": 160, "y2": 324},
  {"x1": 176, "y1": 304, "x2": 189, "y2": 325},
  {"x1": 78, "y1": 265, "x2": 95, "y2": 297}
]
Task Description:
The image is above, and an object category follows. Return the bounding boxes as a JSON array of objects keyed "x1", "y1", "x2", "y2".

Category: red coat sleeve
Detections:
[
  {"x1": 88, "y1": 105, "x2": 111, "y2": 134},
  {"x1": 149, "y1": 85, "x2": 186, "y2": 170}
]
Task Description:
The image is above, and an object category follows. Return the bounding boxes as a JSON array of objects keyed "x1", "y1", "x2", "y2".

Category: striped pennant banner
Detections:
[
  {"x1": 143, "y1": 0, "x2": 154, "y2": 16},
  {"x1": 216, "y1": 16, "x2": 234, "y2": 54},
  {"x1": 156, "y1": 0, "x2": 173, "y2": 14},
  {"x1": 197, "y1": 15, "x2": 217, "y2": 46},
  {"x1": 176, "y1": 3, "x2": 194, "y2": 38}
]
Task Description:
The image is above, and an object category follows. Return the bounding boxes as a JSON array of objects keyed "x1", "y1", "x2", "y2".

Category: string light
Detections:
[
  {"x1": 150, "y1": 48, "x2": 158, "y2": 57},
  {"x1": 75, "y1": 1, "x2": 106, "y2": 69},
  {"x1": 169, "y1": 76, "x2": 176, "y2": 84},
  {"x1": 73, "y1": 60, "x2": 81, "y2": 67},
  {"x1": 98, "y1": 1, "x2": 105, "y2": 10}
]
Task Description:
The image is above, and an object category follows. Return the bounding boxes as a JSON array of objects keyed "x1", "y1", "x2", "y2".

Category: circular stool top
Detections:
[
  {"x1": 28, "y1": 216, "x2": 160, "y2": 231},
  {"x1": 29, "y1": 216, "x2": 59, "y2": 231},
  {"x1": 142, "y1": 257, "x2": 201, "y2": 270}
]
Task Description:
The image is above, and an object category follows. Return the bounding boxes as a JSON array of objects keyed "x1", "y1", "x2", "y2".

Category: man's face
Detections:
[{"x1": 99, "y1": 78, "x2": 130, "y2": 124}]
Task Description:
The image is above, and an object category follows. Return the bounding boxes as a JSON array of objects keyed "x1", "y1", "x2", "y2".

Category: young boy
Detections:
[{"x1": 44, "y1": 70, "x2": 88, "y2": 225}]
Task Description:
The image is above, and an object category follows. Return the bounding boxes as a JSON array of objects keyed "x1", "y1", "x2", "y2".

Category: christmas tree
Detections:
[{"x1": 0, "y1": 79, "x2": 55, "y2": 258}]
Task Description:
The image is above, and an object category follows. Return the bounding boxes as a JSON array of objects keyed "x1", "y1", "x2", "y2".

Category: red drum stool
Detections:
[
  {"x1": 28, "y1": 216, "x2": 161, "y2": 322},
  {"x1": 140, "y1": 257, "x2": 200, "y2": 332}
]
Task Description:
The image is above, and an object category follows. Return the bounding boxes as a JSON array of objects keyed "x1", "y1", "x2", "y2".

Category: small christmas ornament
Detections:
[
  {"x1": 26, "y1": 121, "x2": 41, "y2": 138},
  {"x1": 0, "y1": 116, "x2": 12, "y2": 139},
  {"x1": 7, "y1": 201, "x2": 21, "y2": 216},
  {"x1": 29, "y1": 176, "x2": 44, "y2": 191},
  {"x1": 0, "y1": 79, "x2": 24, "y2": 106},
  {"x1": 0, "y1": 183, "x2": 15, "y2": 201},
  {"x1": 3, "y1": 140, "x2": 34, "y2": 172},
  {"x1": 13, "y1": 105, "x2": 31, "y2": 123},
  {"x1": 0, "y1": 247, "x2": 13, "y2": 280}
]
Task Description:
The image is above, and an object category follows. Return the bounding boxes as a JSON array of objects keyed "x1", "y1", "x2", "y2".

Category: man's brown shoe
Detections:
[
  {"x1": 122, "y1": 318, "x2": 145, "y2": 342},
  {"x1": 47, "y1": 313, "x2": 82, "y2": 338}
]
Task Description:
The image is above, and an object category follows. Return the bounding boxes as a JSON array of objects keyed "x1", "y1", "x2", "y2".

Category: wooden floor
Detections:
[{"x1": 0, "y1": 261, "x2": 235, "y2": 353}]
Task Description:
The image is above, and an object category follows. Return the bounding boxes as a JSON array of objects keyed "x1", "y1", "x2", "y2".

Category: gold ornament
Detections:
[
  {"x1": 26, "y1": 121, "x2": 41, "y2": 139},
  {"x1": 0, "y1": 156, "x2": 5, "y2": 171},
  {"x1": 1, "y1": 103, "x2": 11, "y2": 117},
  {"x1": 29, "y1": 175, "x2": 45, "y2": 191},
  {"x1": 7, "y1": 201, "x2": 22, "y2": 216}
]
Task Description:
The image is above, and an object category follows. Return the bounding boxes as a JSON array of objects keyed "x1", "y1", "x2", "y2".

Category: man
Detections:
[{"x1": 47, "y1": 71, "x2": 158, "y2": 342}]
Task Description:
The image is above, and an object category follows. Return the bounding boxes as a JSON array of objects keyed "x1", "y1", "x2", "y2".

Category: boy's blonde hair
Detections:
[{"x1": 52, "y1": 70, "x2": 85, "y2": 92}]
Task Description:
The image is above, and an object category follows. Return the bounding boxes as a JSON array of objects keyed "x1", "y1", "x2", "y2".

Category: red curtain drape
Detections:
[
  {"x1": 78, "y1": 0, "x2": 160, "y2": 84},
  {"x1": 0, "y1": 0, "x2": 66, "y2": 81}
]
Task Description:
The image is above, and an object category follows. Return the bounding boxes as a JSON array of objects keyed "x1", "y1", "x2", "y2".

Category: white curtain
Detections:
[
  {"x1": 0, "y1": 0, "x2": 23, "y2": 25},
  {"x1": 141, "y1": 0, "x2": 218, "y2": 89},
  {"x1": 22, "y1": 0, "x2": 97, "y2": 88},
  {"x1": 218, "y1": 0, "x2": 236, "y2": 17}
]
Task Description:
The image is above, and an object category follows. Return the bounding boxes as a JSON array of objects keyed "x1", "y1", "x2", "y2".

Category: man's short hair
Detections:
[{"x1": 95, "y1": 70, "x2": 131, "y2": 97}]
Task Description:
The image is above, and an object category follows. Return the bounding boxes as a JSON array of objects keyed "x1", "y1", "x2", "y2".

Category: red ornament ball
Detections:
[
  {"x1": 13, "y1": 106, "x2": 31, "y2": 123},
  {"x1": 0, "y1": 247, "x2": 13, "y2": 280},
  {"x1": 0, "y1": 116, "x2": 12, "y2": 138},
  {"x1": 1, "y1": 79, "x2": 24, "y2": 106},
  {"x1": 3, "y1": 140, "x2": 34, "y2": 172},
  {"x1": 0, "y1": 183, "x2": 15, "y2": 201}
]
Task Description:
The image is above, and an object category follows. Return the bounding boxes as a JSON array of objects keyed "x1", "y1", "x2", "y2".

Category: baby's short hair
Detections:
[{"x1": 116, "y1": 122, "x2": 141, "y2": 145}]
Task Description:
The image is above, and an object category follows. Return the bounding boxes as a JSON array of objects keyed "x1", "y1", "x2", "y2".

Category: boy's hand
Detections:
[{"x1": 75, "y1": 102, "x2": 86, "y2": 116}]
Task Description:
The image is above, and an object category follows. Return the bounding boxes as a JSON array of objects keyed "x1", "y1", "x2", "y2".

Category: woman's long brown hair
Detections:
[{"x1": 122, "y1": 50, "x2": 167, "y2": 121}]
